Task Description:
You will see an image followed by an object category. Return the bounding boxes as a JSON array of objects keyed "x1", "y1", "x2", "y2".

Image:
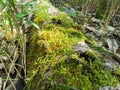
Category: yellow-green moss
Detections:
[
  {"x1": 34, "y1": 8, "x2": 50, "y2": 27},
  {"x1": 37, "y1": 29, "x2": 72, "y2": 54},
  {"x1": 85, "y1": 50, "x2": 103, "y2": 61},
  {"x1": 45, "y1": 25, "x2": 86, "y2": 42}
]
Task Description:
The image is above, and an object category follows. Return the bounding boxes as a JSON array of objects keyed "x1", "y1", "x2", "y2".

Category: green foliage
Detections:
[{"x1": 0, "y1": 0, "x2": 35, "y2": 89}]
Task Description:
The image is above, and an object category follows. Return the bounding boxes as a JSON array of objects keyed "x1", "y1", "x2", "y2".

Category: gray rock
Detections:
[
  {"x1": 48, "y1": 7, "x2": 58, "y2": 15},
  {"x1": 104, "y1": 54, "x2": 120, "y2": 70},
  {"x1": 99, "y1": 86, "x2": 114, "y2": 90},
  {"x1": 73, "y1": 41, "x2": 89, "y2": 53},
  {"x1": 99, "y1": 84, "x2": 120, "y2": 90},
  {"x1": 106, "y1": 38, "x2": 118, "y2": 53}
]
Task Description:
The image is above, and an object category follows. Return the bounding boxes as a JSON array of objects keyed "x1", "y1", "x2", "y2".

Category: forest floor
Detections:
[{"x1": 0, "y1": 0, "x2": 120, "y2": 90}]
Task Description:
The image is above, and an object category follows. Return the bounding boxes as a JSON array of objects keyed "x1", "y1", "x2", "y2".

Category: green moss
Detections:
[
  {"x1": 48, "y1": 55, "x2": 93, "y2": 90},
  {"x1": 63, "y1": 27, "x2": 86, "y2": 40},
  {"x1": 85, "y1": 50, "x2": 103, "y2": 61},
  {"x1": 91, "y1": 60, "x2": 119, "y2": 88},
  {"x1": 39, "y1": 53, "x2": 118, "y2": 90},
  {"x1": 86, "y1": 35, "x2": 97, "y2": 45},
  {"x1": 92, "y1": 45, "x2": 113, "y2": 55},
  {"x1": 50, "y1": 14, "x2": 74, "y2": 27}
]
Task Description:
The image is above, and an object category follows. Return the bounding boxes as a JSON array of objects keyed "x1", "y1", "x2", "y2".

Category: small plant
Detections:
[{"x1": 0, "y1": 0, "x2": 39, "y2": 89}]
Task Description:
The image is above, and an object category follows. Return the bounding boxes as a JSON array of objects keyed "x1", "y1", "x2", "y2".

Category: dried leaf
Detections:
[
  {"x1": 107, "y1": 26, "x2": 115, "y2": 31},
  {"x1": 2, "y1": 56, "x2": 8, "y2": 61},
  {"x1": 0, "y1": 63, "x2": 4, "y2": 69},
  {"x1": 86, "y1": 25, "x2": 96, "y2": 32},
  {"x1": 91, "y1": 17, "x2": 101, "y2": 23},
  {"x1": 106, "y1": 38, "x2": 118, "y2": 53}
]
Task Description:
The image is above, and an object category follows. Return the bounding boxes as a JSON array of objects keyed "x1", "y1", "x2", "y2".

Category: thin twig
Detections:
[{"x1": 0, "y1": 58, "x2": 16, "y2": 90}]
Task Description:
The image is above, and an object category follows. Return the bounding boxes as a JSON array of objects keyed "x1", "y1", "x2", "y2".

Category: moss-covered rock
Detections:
[{"x1": 26, "y1": 1, "x2": 119, "y2": 90}]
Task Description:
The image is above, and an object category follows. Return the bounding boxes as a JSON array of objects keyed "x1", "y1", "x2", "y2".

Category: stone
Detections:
[
  {"x1": 106, "y1": 38, "x2": 118, "y2": 53},
  {"x1": 48, "y1": 7, "x2": 58, "y2": 15},
  {"x1": 99, "y1": 86, "x2": 114, "y2": 90},
  {"x1": 73, "y1": 41, "x2": 89, "y2": 53}
]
